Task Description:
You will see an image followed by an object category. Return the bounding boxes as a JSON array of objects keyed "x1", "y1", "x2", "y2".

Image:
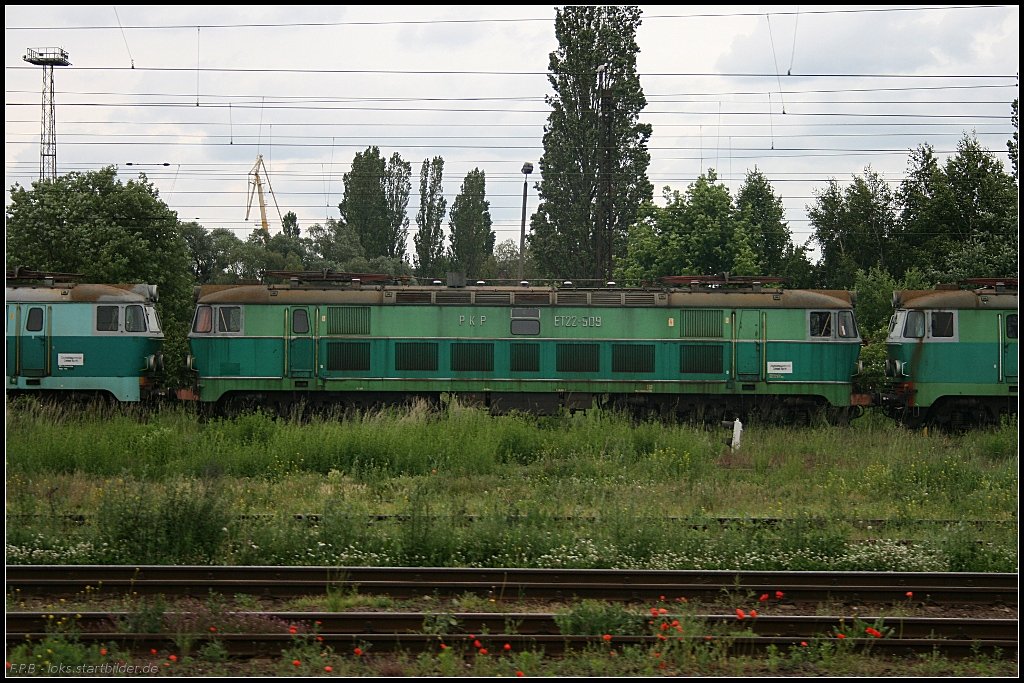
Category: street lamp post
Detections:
[{"x1": 518, "y1": 162, "x2": 534, "y2": 282}]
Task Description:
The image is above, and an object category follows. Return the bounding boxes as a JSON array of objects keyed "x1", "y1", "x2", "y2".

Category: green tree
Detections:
[
  {"x1": 808, "y1": 167, "x2": 898, "y2": 288},
  {"x1": 339, "y1": 146, "x2": 388, "y2": 258},
  {"x1": 384, "y1": 152, "x2": 412, "y2": 260},
  {"x1": 677, "y1": 170, "x2": 736, "y2": 276},
  {"x1": 413, "y1": 156, "x2": 448, "y2": 278},
  {"x1": 448, "y1": 168, "x2": 493, "y2": 277},
  {"x1": 281, "y1": 210, "x2": 300, "y2": 238},
  {"x1": 5, "y1": 166, "x2": 193, "y2": 385},
  {"x1": 529, "y1": 5, "x2": 653, "y2": 280},
  {"x1": 1009, "y1": 97, "x2": 1018, "y2": 181},
  {"x1": 898, "y1": 134, "x2": 1018, "y2": 281},
  {"x1": 733, "y1": 168, "x2": 792, "y2": 277}
]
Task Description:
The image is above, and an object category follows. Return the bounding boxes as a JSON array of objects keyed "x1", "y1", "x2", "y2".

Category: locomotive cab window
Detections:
[
  {"x1": 1008, "y1": 314, "x2": 1018, "y2": 339},
  {"x1": 125, "y1": 305, "x2": 147, "y2": 332},
  {"x1": 809, "y1": 311, "x2": 832, "y2": 338},
  {"x1": 217, "y1": 306, "x2": 242, "y2": 334},
  {"x1": 96, "y1": 305, "x2": 119, "y2": 332},
  {"x1": 930, "y1": 311, "x2": 954, "y2": 338},
  {"x1": 26, "y1": 307, "x2": 44, "y2": 332},
  {"x1": 837, "y1": 311, "x2": 858, "y2": 338},
  {"x1": 903, "y1": 311, "x2": 925, "y2": 338},
  {"x1": 193, "y1": 305, "x2": 213, "y2": 333},
  {"x1": 293, "y1": 309, "x2": 310, "y2": 334},
  {"x1": 146, "y1": 306, "x2": 162, "y2": 334}
]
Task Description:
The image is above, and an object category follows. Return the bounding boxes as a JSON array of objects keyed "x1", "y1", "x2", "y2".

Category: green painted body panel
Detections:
[
  {"x1": 190, "y1": 300, "x2": 860, "y2": 405},
  {"x1": 884, "y1": 290, "x2": 1017, "y2": 412},
  {"x1": 6, "y1": 300, "x2": 162, "y2": 401}
]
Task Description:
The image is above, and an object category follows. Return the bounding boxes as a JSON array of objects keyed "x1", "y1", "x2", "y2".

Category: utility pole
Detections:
[
  {"x1": 23, "y1": 48, "x2": 71, "y2": 182},
  {"x1": 517, "y1": 162, "x2": 533, "y2": 281},
  {"x1": 595, "y1": 65, "x2": 614, "y2": 282}
]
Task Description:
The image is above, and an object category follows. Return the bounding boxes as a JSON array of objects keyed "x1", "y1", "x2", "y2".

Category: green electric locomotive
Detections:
[
  {"x1": 184, "y1": 273, "x2": 864, "y2": 424},
  {"x1": 6, "y1": 271, "x2": 165, "y2": 402},
  {"x1": 881, "y1": 278, "x2": 1017, "y2": 428}
]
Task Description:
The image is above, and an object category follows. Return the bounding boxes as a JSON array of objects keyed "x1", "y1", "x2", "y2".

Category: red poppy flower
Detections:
[
  {"x1": 292, "y1": 660, "x2": 301, "y2": 667},
  {"x1": 836, "y1": 633, "x2": 846, "y2": 639},
  {"x1": 99, "y1": 648, "x2": 108, "y2": 656},
  {"x1": 503, "y1": 643, "x2": 512, "y2": 651},
  {"x1": 324, "y1": 666, "x2": 333, "y2": 673},
  {"x1": 353, "y1": 647, "x2": 363, "y2": 656},
  {"x1": 759, "y1": 593, "x2": 769, "y2": 602},
  {"x1": 775, "y1": 591, "x2": 784, "y2": 599},
  {"x1": 602, "y1": 634, "x2": 612, "y2": 642},
  {"x1": 735, "y1": 608, "x2": 746, "y2": 620}
]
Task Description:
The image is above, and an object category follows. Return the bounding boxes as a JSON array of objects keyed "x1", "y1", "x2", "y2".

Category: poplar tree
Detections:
[{"x1": 529, "y1": 5, "x2": 652, "y2": 280}]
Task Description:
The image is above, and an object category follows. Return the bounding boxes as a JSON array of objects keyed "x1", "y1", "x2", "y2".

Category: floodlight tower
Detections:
[{"x1": 23, "y1": 47, "x2": 71, "y2": 182}]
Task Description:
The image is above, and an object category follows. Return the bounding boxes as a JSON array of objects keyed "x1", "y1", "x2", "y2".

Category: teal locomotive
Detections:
[
  {"x1": 6, "y1": 271, "x2": 165, "y2": 402},
  {"x1": 184, "y1": 273, "x2": 865, "y2": 424},
  {"x1": 881, "y1": 278, "x2": 1017, "y2": 428}
]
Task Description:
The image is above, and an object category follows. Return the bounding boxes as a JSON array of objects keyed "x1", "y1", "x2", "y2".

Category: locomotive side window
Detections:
[
  {"x1": 193, "y1": 305, "x2": 213, "y2": 333},
  {"x1": 26, "y1": 307, "x2": 44, "y2": 332},
  {"x1": 511, "y1": 307, "x2": 540, "y2": 336},
  {"x1": 125, "y1": 305, "x2": 147, "y2": 332},
  {"x1": 146, "y1": 307, "x2": 162, "y2": 334},
  {"x1": 217, "y1": 306, "x2": 242, "y2": 333},
  {"x1": 838, "y1": 311, "x2": 858, "y2": 338},
  {"x1": 809, "y1": 312, "x2": 832, "y2": 337},
  {"x1": 1008, "y1": 314, "x2": 1018, "y2": 339},
  {"x1": 930, "y1": 311, "x2": 954, "y2": 338},
  {"x1": 293, "y1": 309, "x2": 310, "y2": 334},
  {"x1": 511, "y1": 319, "x2": 540, "y2": 335},
  {"x1": 97, "y1": 305, "x2": 119, "y2": 332},
  {"x1": 903, "y1": 311, "x2": 925, "y2": 338}
]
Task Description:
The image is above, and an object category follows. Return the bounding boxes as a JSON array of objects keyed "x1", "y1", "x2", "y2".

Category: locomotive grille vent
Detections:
[
  {"x1": 451, "y1": 342, "x2": 494, "y2": 372},
  {"x1": 679, "y1": 309, "x2": 723, "y2": 338},
  {"x1": 556, "y1": 292, "x2": 589, "y2": 305},
  {"x1": 556, "y1": 343, "x2": 600, "y2": 373},
  {"x1": 514, "y1": 293, "x2": 551, "y2": 306},
  {"x1": 435, "y1": 291, "x2": 472, "y2": 305},
  {"x1": 510, "y1": 343, "x2": 540, "y2": 372},
  {"x1": 680, "y1": 344, "x2": 724, "y2": 374},
  {"x1": 612, "y1": 344, "x2": 655, "y2": 373},
  {"x1": 395, "y1": 342, "x2": 438, "y2": 371},
  {"x1": 474, "y1": 292, "x2": 511, "y2": 305},
  {"x1": 327, "y1": 342, "x2": 370, "y2": 371},
  {"x1": 591, "y1": 291, "x2": 623, "y2": 306},
  {"x1": 395, "y1": 291, "x2": 432, "y2": 304},
  {"x1": 327, "y1": 306, "x2": 370, "y2": 335},
  {"x1": 624, "y1": 292, "x2": 657, "y2": 306}
]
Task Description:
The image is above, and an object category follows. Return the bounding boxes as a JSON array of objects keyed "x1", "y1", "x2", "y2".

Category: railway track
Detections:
[
  {"x1": 6, "y1": 611, "x2": 1017, "y2": 658},
  {"x1": 7, "y1": 566, "x2": 1018, "y2": 605}
]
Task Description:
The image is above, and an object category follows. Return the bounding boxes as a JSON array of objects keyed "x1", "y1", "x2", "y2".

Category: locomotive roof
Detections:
[
  {"x1": 195, "y1": 283, "x2": 855, "y2": 309},
  {"x1": 5, "y1": 283, "x2": 158, "y2": 303},
  {"x1": 894, "y1": 287, "x2": 1017, "y2": 310}
]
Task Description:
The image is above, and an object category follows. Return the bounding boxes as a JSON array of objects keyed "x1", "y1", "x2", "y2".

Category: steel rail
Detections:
[
  {"x1": 7, "y1": 566, "x2": 1018, "y2": 605},
  {"x1": 6, "y1": 611, "x2": 1019, "y2": 641}
]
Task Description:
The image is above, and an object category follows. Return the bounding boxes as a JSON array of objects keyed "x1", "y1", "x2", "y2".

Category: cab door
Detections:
[
  {"x1": 287, "y1": 307, "x2": 314, "y2": 378},
  {"x1": 19, "y1": 305, "x2": 49, "y2": 377},
  {"x1": 1003, "y1": 313, "x2": 1018, "y2": 383},
  {"x1": 735, "y1": 309, "x2": 762, "y2": 381}
]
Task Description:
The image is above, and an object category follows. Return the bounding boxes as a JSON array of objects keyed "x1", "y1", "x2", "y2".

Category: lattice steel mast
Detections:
[{"x1": 23, "y1": 48, "x2": 71, "y2": 182}]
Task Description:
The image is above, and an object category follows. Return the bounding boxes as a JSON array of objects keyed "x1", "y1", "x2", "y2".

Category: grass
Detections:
[{"x1": 4, "y1": 400, "x2": 1018, "y2": 570}]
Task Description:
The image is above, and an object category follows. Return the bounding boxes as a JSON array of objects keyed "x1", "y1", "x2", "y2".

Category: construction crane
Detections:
[{"x1": 245, "y1": 154, "x2": 283, "y2": 235}]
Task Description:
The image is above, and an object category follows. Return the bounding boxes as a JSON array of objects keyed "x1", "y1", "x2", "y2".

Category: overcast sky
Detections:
[{"x1": 5, "y1": 5, "x2": 1019, "y2": 265}]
